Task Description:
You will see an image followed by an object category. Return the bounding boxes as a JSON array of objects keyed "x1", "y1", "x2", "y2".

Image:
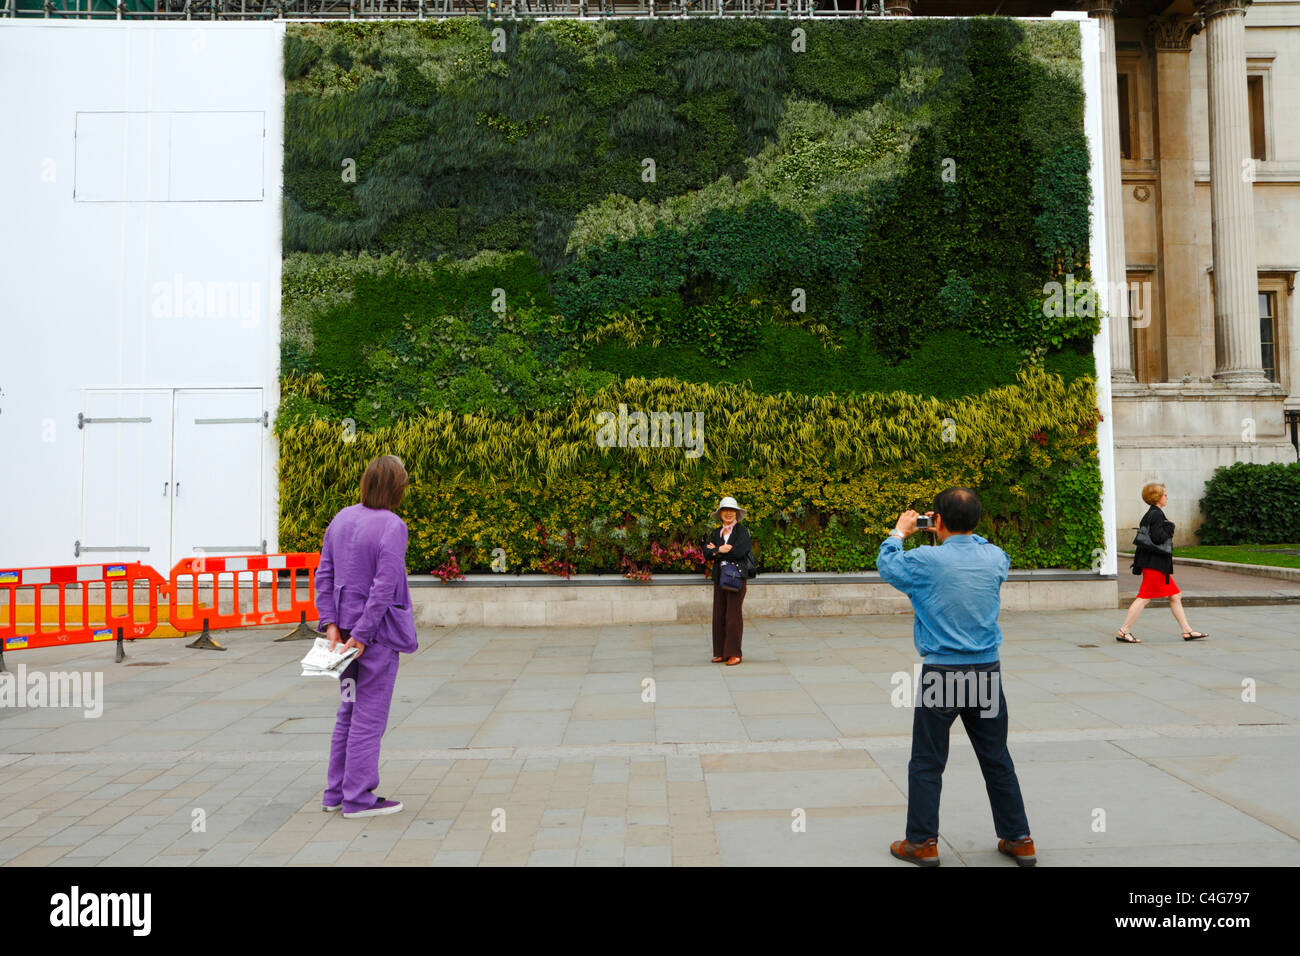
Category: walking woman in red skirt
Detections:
[{"x1": 1117, "y1": 482, "x2": 1209, "y2": 643}]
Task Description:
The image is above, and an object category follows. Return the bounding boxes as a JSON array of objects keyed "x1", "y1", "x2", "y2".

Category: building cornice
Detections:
[
  {"x1": 1113, "y1": 381, "x2": 1288, "y2": 399},
  {"x1": 1193, "y1": 160, "x2": 1300, "y2": 183}
]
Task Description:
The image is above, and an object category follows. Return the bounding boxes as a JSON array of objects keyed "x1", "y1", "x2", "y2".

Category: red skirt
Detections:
[{"x1": 1137, "y1": 567, "x2": 1180, "y2": 598}]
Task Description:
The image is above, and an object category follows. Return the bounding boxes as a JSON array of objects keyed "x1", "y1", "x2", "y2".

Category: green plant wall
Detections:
[{"x1": 279, "y1": 16, "x2": 1104, "y2": 573}]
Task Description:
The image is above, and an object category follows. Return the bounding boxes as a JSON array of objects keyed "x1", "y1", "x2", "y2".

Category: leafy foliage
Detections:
[
  {"x1": 278, "y1": 18, "x2": 1104, "y2": 570},
  {"x1": 1195, "y1": 461, "x2": 1300, "y2": 545},
  {"x1": 277, "y1": 369, "x2": 1103, "y2": 571}
]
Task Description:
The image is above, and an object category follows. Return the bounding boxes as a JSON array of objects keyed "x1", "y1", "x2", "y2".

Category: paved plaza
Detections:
[{"x1": 1, "y1": 603, "x2": 1297, "y2": 867}]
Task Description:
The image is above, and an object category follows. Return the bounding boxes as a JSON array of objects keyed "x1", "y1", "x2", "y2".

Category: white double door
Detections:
[{"x1": 78, "y1": 388, "x2": 266, "y2": 570}]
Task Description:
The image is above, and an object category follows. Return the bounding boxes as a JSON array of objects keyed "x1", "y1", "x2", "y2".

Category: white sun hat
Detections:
[{"x1": 710, "y1": 496, "x2": 747, "y2": 522}]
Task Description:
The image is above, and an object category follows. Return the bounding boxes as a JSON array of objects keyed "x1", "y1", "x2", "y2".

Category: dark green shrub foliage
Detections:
[{"x1": 1195, "y1": 461, "x2": 1300, "y2": 545}]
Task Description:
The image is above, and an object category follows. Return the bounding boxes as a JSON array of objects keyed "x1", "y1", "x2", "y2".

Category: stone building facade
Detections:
[{"x1": 898, "y1": 0, "x2": 1300, "y2": 545}]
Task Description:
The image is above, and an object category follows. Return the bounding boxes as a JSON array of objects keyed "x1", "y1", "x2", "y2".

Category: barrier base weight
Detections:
[
  {"x1": 275, "y1": 612, "x2": 317, "y2": 643},
  {"x1": 187, "y1": 619, "x2": 227, "y2": 652}
]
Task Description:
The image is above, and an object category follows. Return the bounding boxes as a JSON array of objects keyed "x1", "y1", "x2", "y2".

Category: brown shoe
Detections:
[
  {"x1": 725, "y1": 656, "x2": 742, "y2": 666},
  {"x1": 997, "y1": 836, "x2": 1036, "y2": 866},
  {"x1": 711, "y1": 656, "x2": 725, "y2": 663},
  {"x1": 890, "y1": 838, "x2": 939, "y2": 867}
]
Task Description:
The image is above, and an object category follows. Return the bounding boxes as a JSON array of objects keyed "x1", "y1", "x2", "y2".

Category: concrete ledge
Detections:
[
  {"x1": 0, "y1": 572, "x2": 1119, "y2": 626},
  {"x1": 406, "y1": 573, "x2": 1118, "y2": 628},
  {"x1": 407, "y1": 569, "x2": 1106, "y2": 586}
]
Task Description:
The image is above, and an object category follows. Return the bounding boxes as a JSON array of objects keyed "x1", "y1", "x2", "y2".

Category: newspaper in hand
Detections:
[{"x1": 300, "y1": 636, "x2": 360, "y2": 679}]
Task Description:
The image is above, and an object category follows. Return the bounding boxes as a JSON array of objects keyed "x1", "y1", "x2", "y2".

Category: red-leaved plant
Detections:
[
  {"x1": 431, "y1": 550, "x2": 465, "y2": 581},
  {"x1": 620, "y1": 555, "x2": 653, "y2": 582},
  {"x1": 538, "y1": 556, "x2": 576, "y2": 579}
]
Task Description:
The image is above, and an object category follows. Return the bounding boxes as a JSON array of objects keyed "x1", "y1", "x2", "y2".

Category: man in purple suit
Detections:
[{"x1": 315, "y1": 454, "x2": 420, "y2": 818}]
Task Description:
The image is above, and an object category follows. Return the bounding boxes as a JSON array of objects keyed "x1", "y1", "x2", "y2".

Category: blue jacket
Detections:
[
  {"x1": 314, "y1": 503, "x2": 419, "y2": 654},
  {"x1": 876, "y1": 533, "x2": 1009, "y2": 665}
]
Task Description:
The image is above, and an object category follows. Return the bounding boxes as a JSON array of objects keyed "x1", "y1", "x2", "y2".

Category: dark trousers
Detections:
[
  {"x1": 711, "y1": 580, "x2": 745, "y2": 659},
  {"x1": 905, "y1": 661, "x2": 1030, "y2": 844}
]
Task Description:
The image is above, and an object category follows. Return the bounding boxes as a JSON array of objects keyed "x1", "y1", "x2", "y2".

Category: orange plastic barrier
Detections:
[
  {"x1": 0, "y1": 554, "x2": 320, "y2": 665},
  {"x1": 167, "y1": 552, "x2": 320, "y2": 636},
  {"x1": 0, "y1": 561, "x2": 165, "y2": 657}
]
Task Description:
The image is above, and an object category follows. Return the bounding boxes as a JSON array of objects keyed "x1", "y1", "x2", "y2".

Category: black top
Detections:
[
  {"x1": 1132, "y1": 504, "x2": 1175, "y2": 582},
  {"x1": 704, "y1": 524, "x2": 753, "y2": 583}
]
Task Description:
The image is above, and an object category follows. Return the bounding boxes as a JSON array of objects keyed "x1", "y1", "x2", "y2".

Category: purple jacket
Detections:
[{"x1": 314, "y1": 503, "x2": 419, "y2": 654}]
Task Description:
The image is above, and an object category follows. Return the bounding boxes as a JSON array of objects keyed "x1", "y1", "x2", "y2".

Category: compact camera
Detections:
[{"x1": 915, "y1": 515, "x2": 933, "y2": 529}]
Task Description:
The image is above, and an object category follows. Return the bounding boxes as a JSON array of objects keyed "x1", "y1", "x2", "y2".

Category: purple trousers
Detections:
[{"x1": 323, "y1": 639, "x2": 400, "y2": 813}]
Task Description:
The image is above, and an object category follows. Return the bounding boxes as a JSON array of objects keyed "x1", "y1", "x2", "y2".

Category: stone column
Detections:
[
  {"x1": 1086, "y1": 0, "x2": 1136, "y2": 383},
  {"x1": 1149, "y1": 15, "x2": 1209, "y2": 381},
  {"x1": 1195, "y1": 0, "x2": 1266, "y2": 382}
]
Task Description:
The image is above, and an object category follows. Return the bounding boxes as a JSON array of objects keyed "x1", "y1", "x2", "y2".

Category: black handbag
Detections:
[
  {"x1": 719, "y1": 561, "x2": 745, "y2": 592},
  {"x1": 739, "y1": 551, "x2": 758, "y2": 578},
  {"x1": 1133, "y1": 525, "x2": 1172, "y2": 555}
]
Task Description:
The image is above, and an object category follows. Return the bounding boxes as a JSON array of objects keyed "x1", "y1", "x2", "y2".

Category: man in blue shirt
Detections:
[{"x1": 876, "y1": 487, "x2": 1035, "y2": 867}]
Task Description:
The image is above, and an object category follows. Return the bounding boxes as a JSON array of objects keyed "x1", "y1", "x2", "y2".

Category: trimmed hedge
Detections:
[{"x1": 1195, "y1": 461, "x2": 1300, "y2": 545}]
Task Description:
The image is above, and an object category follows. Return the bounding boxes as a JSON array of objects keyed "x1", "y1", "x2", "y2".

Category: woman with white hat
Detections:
[{"x1": 704, "y1": 495, "x2": 754, "y2": 665}]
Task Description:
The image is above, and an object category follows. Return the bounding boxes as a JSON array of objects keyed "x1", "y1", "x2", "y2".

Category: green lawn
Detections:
[{"x1": 1172, "y1": 544, "x2": 1300, "y2": 570}]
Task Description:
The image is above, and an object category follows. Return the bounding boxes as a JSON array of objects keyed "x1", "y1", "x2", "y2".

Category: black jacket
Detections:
[
  {"x1": 704, "y1": 524, "x2": 753, "y2": 583},
  {"x1": 1132, "y1": 504, "x2": 1175, "y2": 582}
]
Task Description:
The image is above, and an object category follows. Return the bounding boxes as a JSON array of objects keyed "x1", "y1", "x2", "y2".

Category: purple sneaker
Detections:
[
  {"x1": 342, "y1": 797, "x2": 403, "y2": 819},
  {"x1": 322, "y1": 804, "x2": 342, "y2": 813}
]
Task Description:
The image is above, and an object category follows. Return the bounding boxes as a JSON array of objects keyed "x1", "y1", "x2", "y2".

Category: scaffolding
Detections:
[{"x1": 2, "y1": 0, "x2": 888, "y2": 19}]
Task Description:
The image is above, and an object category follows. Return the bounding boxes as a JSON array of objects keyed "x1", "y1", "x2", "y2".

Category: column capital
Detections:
[
  {"x1": 1081, "y1": 0, "x2": 1122, "y2": 17},
  {"x1": 1193, "y1": 0, "x2": 1252, "y2": 22},
  {"x1": 883, "y1": 0, "x2": 912, "y2": 15},
  {"x1": 1148, "y1": 15, "x2": 1203, "y2": 52}
]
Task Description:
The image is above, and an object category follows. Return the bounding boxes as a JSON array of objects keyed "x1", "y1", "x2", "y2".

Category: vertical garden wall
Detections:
[{"x1": 278, "y1": 16, "x2": 1104, "y2": 574}]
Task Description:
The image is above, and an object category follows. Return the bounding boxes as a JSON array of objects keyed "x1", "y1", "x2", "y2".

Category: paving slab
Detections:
[{"x1": 2, "y1": 605, "x2": 1298, "y2": 866}]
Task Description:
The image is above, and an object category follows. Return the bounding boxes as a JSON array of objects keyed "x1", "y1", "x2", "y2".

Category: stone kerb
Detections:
[{"x1": 408, "y1": 572, "x2": 1117, "y2": 627}]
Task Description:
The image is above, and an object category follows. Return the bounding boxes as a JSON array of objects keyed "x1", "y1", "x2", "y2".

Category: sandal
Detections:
[
  {"x1": 1115, "y1": 627, "x2": 1140, "y2": 644},
  {"x1": 1181, "y1": 631, "x2": 1208, "y2": 641}
]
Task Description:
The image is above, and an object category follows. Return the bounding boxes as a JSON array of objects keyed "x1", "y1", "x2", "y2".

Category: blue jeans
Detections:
[{"x1": 905, "y1": 661, "x2": 1030, "y2": 844}]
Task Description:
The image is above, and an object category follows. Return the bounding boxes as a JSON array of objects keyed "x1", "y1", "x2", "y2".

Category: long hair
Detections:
[{"x1": 360, "y1": 455, "x2": 408, "y2": 511}]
